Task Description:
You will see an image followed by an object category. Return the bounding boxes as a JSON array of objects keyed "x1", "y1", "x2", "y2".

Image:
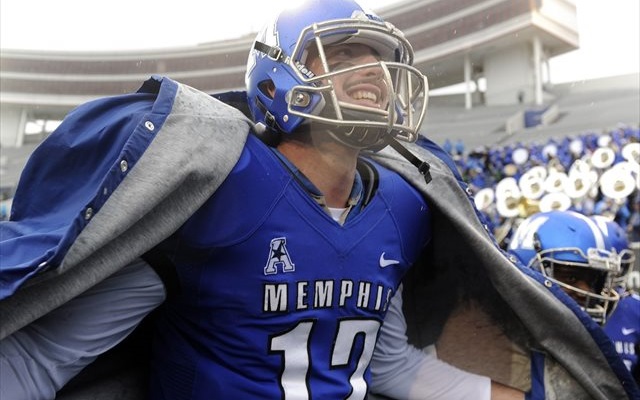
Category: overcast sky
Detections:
[{"x1": 1, "y1": 0, "x2": 638, "y2": 84}]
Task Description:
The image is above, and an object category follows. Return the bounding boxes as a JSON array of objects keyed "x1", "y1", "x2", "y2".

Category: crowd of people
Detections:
[
  {"x1": 453, "y1": 128, "x2": 640, "y2": 382},
  {"x1": 441, "y1": 126, "x2": 640, "y2": 256}
]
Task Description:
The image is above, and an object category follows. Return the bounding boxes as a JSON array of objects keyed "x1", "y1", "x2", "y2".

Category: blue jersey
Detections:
[
  {"x1": 149, "y1": 134, "x2": 432, "y2": 399},
  {"x1": 604, "y1": 293, "x2": 640, "y2": 372}
]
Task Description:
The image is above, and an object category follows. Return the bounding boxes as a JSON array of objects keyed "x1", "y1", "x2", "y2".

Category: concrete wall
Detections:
[
  {"x1": 0, "y1": 105, "x2": 26, "y2": 148},
  {"x1": 484, "y1": 44, "x2": 534, "y2": 106}
]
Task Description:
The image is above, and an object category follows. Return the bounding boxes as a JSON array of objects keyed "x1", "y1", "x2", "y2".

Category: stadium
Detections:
[
  {"x1": 2, "y1": 0, "x2": 638, "y2": 281},
  {"x1": 1, "y1": 0, "x2": 639, "y2": 398}
]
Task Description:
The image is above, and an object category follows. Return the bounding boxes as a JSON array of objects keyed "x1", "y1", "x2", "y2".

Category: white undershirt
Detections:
[{"x1": 328, "y1": 207, "x2": 347, "y2": 222}]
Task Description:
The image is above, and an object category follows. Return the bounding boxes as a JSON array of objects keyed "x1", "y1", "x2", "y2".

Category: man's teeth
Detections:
[{"x1": 351, "y1": 90, "x2": 377, "y2": 102}]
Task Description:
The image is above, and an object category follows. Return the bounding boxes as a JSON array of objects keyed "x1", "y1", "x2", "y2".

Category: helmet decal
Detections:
[
  {"x1": 508, "y1": 214, "x2": 549, "y2": 257},
  {"x1": 350, "y1": 9, "x2": 383, "y2": 23},
  {"x1": 245, "y1": 20, "x2": 280, "y2": 86}
]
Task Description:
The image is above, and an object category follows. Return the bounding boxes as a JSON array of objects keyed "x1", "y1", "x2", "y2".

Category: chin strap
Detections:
[{"x1": 384, "y1": 136, "x2": 432, "y2": 185}]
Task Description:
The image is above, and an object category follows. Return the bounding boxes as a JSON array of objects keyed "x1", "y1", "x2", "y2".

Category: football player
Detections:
[
  {"x1": 2, "y1": 1, "x2": 637, "y2": 399},
  {"x1": 149, "y1": 1, "x2": 522, "y2": 398},
  {"x1": 508, "y1": 210, "x2": 621, "y2": 325}
]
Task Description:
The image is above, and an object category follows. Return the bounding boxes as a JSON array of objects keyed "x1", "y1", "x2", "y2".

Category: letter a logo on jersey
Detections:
[{"x1": 264, "y1": 237, "x2": 295, "y2": 275}]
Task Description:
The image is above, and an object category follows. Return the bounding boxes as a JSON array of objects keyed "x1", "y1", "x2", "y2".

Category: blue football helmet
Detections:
[
  {"x1": 591, "y1": 215, "x2": 636, "y2": 290},
  {"x1": 245, "y1": 0, "x2": 429, "y2": 149},
  {"x1": 508, "y1": 210, "x2": 620, "y2": 324}
]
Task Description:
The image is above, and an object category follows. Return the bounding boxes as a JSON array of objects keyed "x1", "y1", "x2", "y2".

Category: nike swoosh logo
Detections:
[
  {"x1": 622, "y1": 328, "x2": 636, "y2": 335},
  {"x1": 379, "y1": 252, "x2": 400, "y2": 268}
]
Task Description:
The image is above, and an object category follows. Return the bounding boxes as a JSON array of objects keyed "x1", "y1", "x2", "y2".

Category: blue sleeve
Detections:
[{"x1": 0, "y1": 76, "x2": 177, "y2": 300}]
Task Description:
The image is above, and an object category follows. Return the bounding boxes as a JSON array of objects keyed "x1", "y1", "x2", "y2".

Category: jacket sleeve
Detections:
[
  {"x1": 0, "y1": 76, "x2": 252, "y2": 340},
  {"x1": 0, "y1": 87, "x2": 165, "y2": 301}
]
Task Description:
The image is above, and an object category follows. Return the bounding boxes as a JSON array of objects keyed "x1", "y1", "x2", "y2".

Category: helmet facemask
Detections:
[
  {"x1": 535, "y1": 246, "x2": 621, "y2": 325},
  {"x1": 251, "y1": 17, "x2": 428, "y2": 150},
  {"x1": 612, "y1": 248, "x2": 636, "y2": 290}
]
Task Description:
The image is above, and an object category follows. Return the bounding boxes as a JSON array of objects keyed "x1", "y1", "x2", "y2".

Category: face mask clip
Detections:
[{"x1": 254, "y1": 41, "x2": 285, "y2": 62}]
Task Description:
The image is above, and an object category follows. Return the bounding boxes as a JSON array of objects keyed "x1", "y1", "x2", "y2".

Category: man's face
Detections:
[
  {"x1": 552, "y1": 263, "x2": 606, "y2": 302},
  {"x1": 306, "y1": 43, "x2": 389, "y2": 110}
]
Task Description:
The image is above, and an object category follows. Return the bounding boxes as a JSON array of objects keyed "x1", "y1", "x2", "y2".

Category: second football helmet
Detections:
[
  {"x1": 245, "y1": 0, "x2": 428, "y2": 149},
  {"x1": 508, "y1": 210, "x2": 620, "y2": 324}
]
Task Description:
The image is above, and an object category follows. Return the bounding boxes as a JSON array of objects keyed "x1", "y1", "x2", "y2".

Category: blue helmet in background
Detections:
[
  {"x1": 591, "y1": 215, "x2": 636, "y2": 290},
  {"x1": 245, "y1": 0, "x2": 429, "y2": 149},
  {"x1": 508, "y1": 210, "x2": 620, "y2": 324}
]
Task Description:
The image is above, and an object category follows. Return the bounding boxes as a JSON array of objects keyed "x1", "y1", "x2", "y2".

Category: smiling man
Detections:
[{"x1": 148, "y1": 4, "x2": 514, "y2": 398}]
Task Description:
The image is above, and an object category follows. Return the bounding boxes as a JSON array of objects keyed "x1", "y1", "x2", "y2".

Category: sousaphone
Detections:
[
  {"x1": 539, "y1": 192, "x2": 571, "y2": 212},
  {"x1": 612, "y1": 160, "x2": 640, "y2": 190},
  {"x1": 543, "y1": 171, "x2": 568, "y2": 194},
  {"x1": 495, "y1": 177, "x2": 522, "y2": 218},
  {"x1": 599, "y1": 165, "x2": 636, "y2": 201},
  {"x1": 474, "y1": 187, "x2": 495, "y2": 212},
  {"x1": 622, "y1": 142, "x2": 640, "y2": 165},
  {"x1": 528, "y1": 165, "x2": 548, "y2": 181},
  {"x1": 568, "y1": 158, "x2": 591, "y2": 177},
  {"x1": 591, "y1": 147, "x2": 615, "y2": 169},
  {"x1": 566, "y1": 159, "x2": 596, "y2": 200},
  {"x1": 565, "y1": 172, "x2": 593, "y2": 200},
  {"x1": 519, "y1": 170, "x2": 545, "y2": 200}
]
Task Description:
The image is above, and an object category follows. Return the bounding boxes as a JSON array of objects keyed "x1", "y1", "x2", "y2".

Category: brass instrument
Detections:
[
  {"x1": 519, "y1": 172, "x2": 545, "y2": 200},
  {"x1": 565, "y1": 172, "x2": 593, "y2": 200},
  {"x1": 568, "y1": 158, "x2": 591, "y2": 177},
  {"x1": 612, "y1": 160, "x2": 639, "y2": 191},
  {"x1": 621, "y1": 142, "x2": 640, "y2": 166},
  {"x1": 591, "y1": 147, "x2": 615, "y2": 169},
  {"x1": 599, "y1": 165, "x2": 636, "y2": 202},
  {"x1": 474, "y1": 187, "x2": 495, "y2": 212},
  {"x1": 543, "y1": 171, "x2": 568, "y2": 194},
  {"x1": 539, "y1": 192, "x2": 571, "y2": 212},
  {"x1": 495, "y1": 177, "x2": 540, "y2": 218},
  {"x1": 495, "y1": 177, "x2": 522, "y2": 218},
  {"x1": 528, "y1": 165, "x2": 548, "y2": 181}
]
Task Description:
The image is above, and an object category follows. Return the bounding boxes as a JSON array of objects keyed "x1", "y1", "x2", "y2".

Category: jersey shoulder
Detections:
[{"x1": 176, "y1": 135, "x2": 291, "y2": 247}]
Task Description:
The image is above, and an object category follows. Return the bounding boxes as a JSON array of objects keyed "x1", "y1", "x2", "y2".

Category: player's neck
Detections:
[{"x1": 277, "y1": 138, "x2": 359, "y2": 208}]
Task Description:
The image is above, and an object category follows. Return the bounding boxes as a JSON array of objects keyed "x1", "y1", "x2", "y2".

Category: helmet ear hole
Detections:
[{"x1": 259, "y1": 80, "x2": 276, "y2": 99}]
